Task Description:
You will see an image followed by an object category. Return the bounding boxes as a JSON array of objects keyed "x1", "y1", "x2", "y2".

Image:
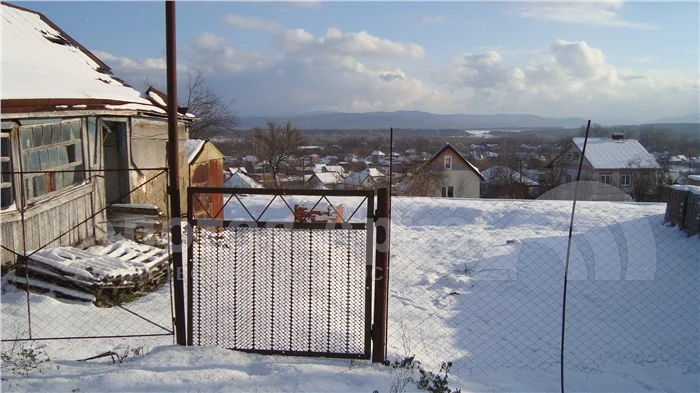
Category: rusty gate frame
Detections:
[{"x1": 186, "y1": 187, "x2": 383, "y2": 360}]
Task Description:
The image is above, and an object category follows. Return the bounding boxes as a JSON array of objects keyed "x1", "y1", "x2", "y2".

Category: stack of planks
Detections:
[
  {"x1": 11, "y1": 240, "x2": 169, "y2": 307},
  {"x1": 106, "y1": 204, "x2": 165, "y2": 241}
]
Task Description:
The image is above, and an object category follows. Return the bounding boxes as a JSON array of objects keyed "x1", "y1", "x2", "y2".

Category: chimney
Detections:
[{"x1": 612, "y1": 132, "x2": 624, "y2": 141}]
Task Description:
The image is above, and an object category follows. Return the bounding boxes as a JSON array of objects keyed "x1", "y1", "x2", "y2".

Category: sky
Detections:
[{"x1": 12, "y1": 1, "x2": 700, "y2": 122}]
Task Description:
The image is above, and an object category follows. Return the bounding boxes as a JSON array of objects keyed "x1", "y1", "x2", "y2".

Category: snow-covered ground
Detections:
[{"x1": 2, "y1": 196, "x2": 698, "y2": 392}]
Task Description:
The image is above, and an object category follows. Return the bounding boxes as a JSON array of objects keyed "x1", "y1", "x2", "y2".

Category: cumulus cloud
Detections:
[
  {"x1": 96, "y1": 30, "x2": 697, "y2": 121},
  {"x1": 272, "y1": 27, "x2": 426, "y2": 59},
  {"x1": 222, "y1": 14, "x2": 284, "y2": 31},
  {"x1": 420, "y1": 14, "x2": 446, "y2": 25},
  {"x1": 516, "y1": 1, "x2": 655, "y2": 29},
  {"x1": 443, "y1": 39, "x2": 697, "y2": 118}
]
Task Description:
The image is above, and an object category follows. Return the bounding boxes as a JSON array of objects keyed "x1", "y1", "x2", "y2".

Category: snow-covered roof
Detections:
[
  {"x1": 184, "y1": 139, "x2": 206, "y2": 164},
  {"x1": 363, "y1": 168, "x2": 384, "y2": 178},
  {"x1": 224, "y1": 171, "x2": 263, "y2": 189},
  {"x1": 481, "y1": 166, "x2": 539, "y2": 186},
  {"x1": 228, "y1": 167, "x2": 248, "y2": 175},
  {"x1": 311, "y1": 172, "x2": 345, "y2": 185},
  {"x1": 572, "y1": 137, "x2": 660, "y2": 170},
  {"x1": 371, "y1": 151, "x2": 386, "y2": 156},
  {"x1": 1, "y1": 3, "x2": 165, "y2": 115}
]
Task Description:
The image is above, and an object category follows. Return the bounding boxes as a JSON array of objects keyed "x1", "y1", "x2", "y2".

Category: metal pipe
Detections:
[
  {"x1": 372, "y1": 187, "x2": 390, "y2": 363},
  {"x1": 166, "y1": 0, "x2": 187, "y2": 346}
]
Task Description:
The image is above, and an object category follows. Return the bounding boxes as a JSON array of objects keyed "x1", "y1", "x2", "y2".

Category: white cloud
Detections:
[
  {"x1": 223, "y1": 14, "x2": 284, "y2": 31},
  {"x1": 289, "y1": 0, "x2": 323, "y2": 8},
  {"x1": 93, "y1": 50, "x2": 172, "y2": 71},
  {"x1": 442, "y1": 39, "x2": 698, "y2": 118},
  {"x1": 97, "y1": 31, "x2": 697, "y2": 121},
  {"x1": 420, "y1": 14, "x2": 446, "y2": 25},
  {"x1": 516, "y1": 1, "x2": 655, "y2": 29},
  {"x1": 272, "y1": 27, "x2": 426, "y2": 59}
]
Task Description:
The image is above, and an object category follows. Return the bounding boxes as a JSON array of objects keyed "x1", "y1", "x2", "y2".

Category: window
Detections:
[
  {"x1": 565, "y1": 175, "x2": 572, "y2": 183},
  {"x1": 19, "y1": 119, "x2": 84, "y2": 201},
  {"x1": 600, "y1": 174, "x2": 611, "y2": 185},
  {"x1": 573, "y1": 152, "x2": 580, "y2": 161},
  {"x1": 441, "y1": 186, "x2": 454, "y2": 198},
  {"x1": 444, "y1": 155, "x2": 452, "y2": 170},
  {"x1": 1, "y1": 123, "x2": 13, "y2": 209},
  {"x1": 620, "y1": 174, "x2": 631, "y2": 187}
]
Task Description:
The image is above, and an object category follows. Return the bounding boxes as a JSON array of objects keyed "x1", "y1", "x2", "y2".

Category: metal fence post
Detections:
[{"x1": 372, "y1": 187, "x2": 391, "y2": 363}]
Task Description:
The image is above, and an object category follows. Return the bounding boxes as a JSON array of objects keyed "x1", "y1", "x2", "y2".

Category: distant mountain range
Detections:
[
  {"x1": 647, "y1": 113, "x2": 700, "y2": 124},
  {"x1": 236, "y1": 110, "x2": 700, "y2": 130},
  {"x1": 238, "y1": 111, "x2": 588, "y2": 130}
]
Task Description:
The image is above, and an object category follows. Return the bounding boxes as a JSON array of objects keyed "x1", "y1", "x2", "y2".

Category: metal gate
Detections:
[{"x1": 186, "y1": 187, "x2": 376, "y2": 359}]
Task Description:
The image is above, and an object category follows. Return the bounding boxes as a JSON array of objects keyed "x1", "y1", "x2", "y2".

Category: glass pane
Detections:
[
  {"x1": 70, "y1": 121, "x2": 81, "y2": 140},
  {"x1": 74, "y1": 142, "x2": 82, "y2": 163},
  {"x1": 33, "y1": 175, "x2": 47, "y2": 197},
  {"x1": 24, "y1": 178, "x2": 33, "y2": 199},
  {"x1": 67, "y1": 144, "x2": 77, "y2": 163},
  {"x1": 1, "y1": 137, "x2": 8, "y2": 157},
  {"x1": 39, "y1": 150, "x2": 49, "y2": 170},
  {"x1": 32, "y1": 127, "x2": 42, "y2": 147},
  {"x1": 58, "y1": 146, "x2": 69, "y2": 166},
  {"x1": 1, "y1": 161, "x2": 10, "y2": 182},
  {"x1": 55, "y1": 172, "x2": 64, "y2": 190},
  {"x1": 29, "y1": 151, "x2": 40, "y2": 171},
  {"x1": 21, "y1": 128, "x2": 33, "y2": 149},
  {"x1": 42, "y1": 125, "x2": 52, "y2": 146},
  {"x1": 49, "y1": 148, "x2": 58, "y2": 168},
  {"x1": 52, "y1": 124, "x2": 61, "y2": 144},
  {"x1": 73, "y1": 165, "x2": 84, "y2": 184},
  {"x1": 61, "y1": 123, "x2": 71, "y2": 141},
  {"x1": 1, "y1": 187, "x2": 12, "y2": 208}
]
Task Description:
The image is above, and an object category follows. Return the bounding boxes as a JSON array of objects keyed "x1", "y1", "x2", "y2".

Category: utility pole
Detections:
[{"x1": 165, "y1": 0, "x2": 187, "y2": 346}]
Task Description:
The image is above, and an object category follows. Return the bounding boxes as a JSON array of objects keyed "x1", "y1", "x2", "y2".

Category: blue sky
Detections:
[{"x1": 14, "y1": 1, "x2": 700, "y2": 121}]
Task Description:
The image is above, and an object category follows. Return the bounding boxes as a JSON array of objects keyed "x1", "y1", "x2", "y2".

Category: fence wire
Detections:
[
  {"x1": 1, "y1": 168, "x2": 174, "y2": 342},
  {"x1": 387, "y1": 197, "x2": 700, "y2": 380}
]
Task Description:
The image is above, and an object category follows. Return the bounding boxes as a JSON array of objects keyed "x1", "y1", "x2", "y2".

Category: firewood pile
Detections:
[{"x1": 11, "y1": 240, "x2": 169, "y2": 307}]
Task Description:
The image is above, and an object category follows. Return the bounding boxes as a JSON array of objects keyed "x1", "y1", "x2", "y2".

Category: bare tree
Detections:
[
  {"x1": 182, "y1": 71, "x2": 238, "y2": 139},
  {"x1": 142, "y1": 70, "x2": 238, "y2": 139},
  {"x1": 252, "y1": 121, "x2": 307, "y2": 188},
  {"x1": 403, "y1": 161, "x2": 444, "y2": 196},
  {"x1": 627, "y1": 158, "x2": 657, "y2": 202}
]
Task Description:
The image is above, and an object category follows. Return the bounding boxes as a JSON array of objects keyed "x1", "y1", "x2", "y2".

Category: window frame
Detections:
[
  {"x1": 444, "y1": 155, "x2": 453, "y2": 170},
  {"x1": 18, "y1": 119, "x2": 86, "y2": 204},
  {"x1": 599, "y1": 173, "x2": 612, "y2": 185},
  {"x1": 441, "y1": 185, "x2": 454, "y2": 198},
  {"x1": 1, "y1": 124, "x2": 14, "y2": 210},
  {"x1": 620, "y1": 173, "x2": 631, "y2": 187}
]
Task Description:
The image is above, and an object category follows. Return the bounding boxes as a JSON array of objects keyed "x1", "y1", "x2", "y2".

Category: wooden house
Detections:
[{"x1": 0, "y1": 3, "x2": 193, "y2": 267}]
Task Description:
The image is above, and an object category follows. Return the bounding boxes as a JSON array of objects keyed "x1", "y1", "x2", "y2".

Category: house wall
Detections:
[
  {"x1": 430, "y1": 147, "x2": 481, "y2": 198},
  {"x1": 129, "y1": 117, "x2": 189, "y2": 216},
  {"x1": 1, "y1": 118, "x2": 107, "y2": 268}
]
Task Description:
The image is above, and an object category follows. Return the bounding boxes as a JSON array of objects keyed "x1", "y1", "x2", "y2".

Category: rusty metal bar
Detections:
[
  {"x1": 189, "y1": 220, "x2": 367, "y2": 230},
  {"x1": 166, "y1": 0, "x2": 187, "y2": 347},
  {"x1": 372, "y1": 187, "x2": 390, "y2": 363}
]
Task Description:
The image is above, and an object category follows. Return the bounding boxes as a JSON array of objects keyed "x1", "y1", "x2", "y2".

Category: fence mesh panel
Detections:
[
  {"x1": 1, "y1": 168, "x2": 174, "y2": 342},
  {"x1": 387, "y1": 197, "x2": 700, "y2": 381},
  {"x1": 188, "y1": 190, "x2": 372, "y2": 358}
]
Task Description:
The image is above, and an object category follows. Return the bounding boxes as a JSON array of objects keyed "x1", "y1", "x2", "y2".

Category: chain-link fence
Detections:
[
  {"x1": 1, "y1": 168, "x2": 174, "y2": 342},
  {"x1": 187, "y1": 188, "x2": 375, "y2": 359},
  {"x1": 387, "y1": 194, "x2": 700, "y2": 380}
]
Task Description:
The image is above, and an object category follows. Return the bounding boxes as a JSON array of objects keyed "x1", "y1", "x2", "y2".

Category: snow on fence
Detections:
[{"x1": 387, "y1": 197, "x2": 700, "y2": 381}]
